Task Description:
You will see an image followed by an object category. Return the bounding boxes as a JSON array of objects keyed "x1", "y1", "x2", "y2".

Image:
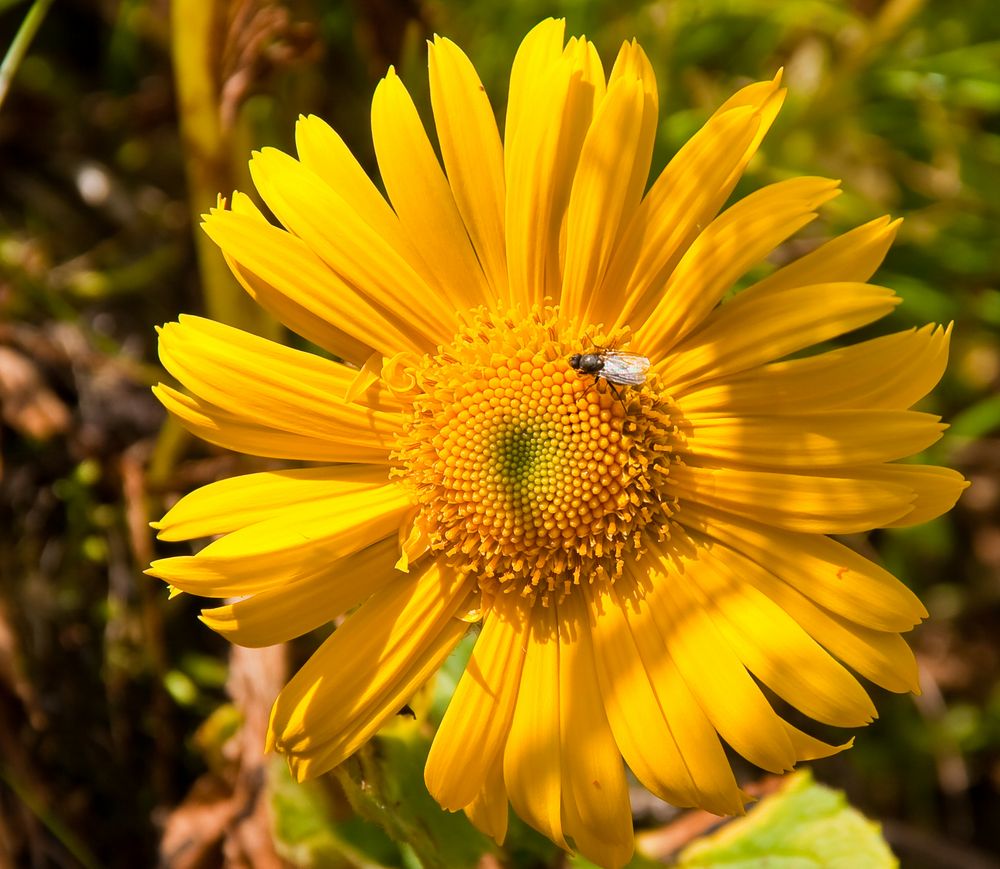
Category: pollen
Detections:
[{"x1": 393, "y1": 308, "x2": 681, "y2": 604}]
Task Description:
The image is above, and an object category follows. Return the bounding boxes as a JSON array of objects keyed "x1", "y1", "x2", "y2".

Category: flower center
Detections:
[{"x1": 393, "y1": 307, "x2": 680, "y2": 604}]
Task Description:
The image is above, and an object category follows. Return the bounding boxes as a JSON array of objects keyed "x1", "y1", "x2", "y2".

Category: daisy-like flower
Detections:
[{"x1": 149, "y1": 19, "x2": 967, "y2": 868}]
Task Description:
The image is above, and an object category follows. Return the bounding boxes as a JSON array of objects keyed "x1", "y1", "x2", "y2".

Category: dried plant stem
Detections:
[{"x1": 170, "y1": 0, "x2": 277, "y2": 336}]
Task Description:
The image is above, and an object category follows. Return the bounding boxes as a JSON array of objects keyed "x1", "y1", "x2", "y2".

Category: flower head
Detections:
[{"x1": 149, "y1": 19, "x2": 967, "y2": 868}]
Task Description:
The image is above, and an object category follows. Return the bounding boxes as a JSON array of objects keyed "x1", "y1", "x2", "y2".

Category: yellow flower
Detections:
[{"x1": 149, "y1": 19, "x2": 967, "y2": 868}]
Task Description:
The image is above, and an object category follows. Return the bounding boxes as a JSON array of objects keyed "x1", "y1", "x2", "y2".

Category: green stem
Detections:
[{"x1": 0, "y1": 0, "x2": 55, "y2": 111}]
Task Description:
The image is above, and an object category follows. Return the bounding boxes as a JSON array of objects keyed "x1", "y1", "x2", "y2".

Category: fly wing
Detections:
[{"x1": 600, "y1": 352, "x2": 650, "y2": 385}]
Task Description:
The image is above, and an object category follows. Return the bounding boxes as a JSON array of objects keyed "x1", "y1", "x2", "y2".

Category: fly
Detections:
[{"x1": 568, "y1": 350, "x2": 650, "y2": 400}]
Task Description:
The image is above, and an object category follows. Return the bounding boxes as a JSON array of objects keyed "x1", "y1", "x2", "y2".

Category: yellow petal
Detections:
[
  {"x1": 428, "y1": 36, "x2": 509, "y2": 302},
  {"x1": 672, "y1": 518, "x2": 921, "y2": 693},
  {"x1": 293, "y1": 114, "x2": 401, "y2": 237},
  {"x1": 295, "y1": 114, "x2": 472, "y2": 326},
  {"x1": 606, "y1": 39, "x2": 658, "y2": 241},
  {"x1": 635, "y1": 177, "x2": 841, "y2": 356},
  {"x1": 215, "y1": 194, "x2": 369, "y2": 363},
  {"x1": 853, "y1": 464, "x2": 969, "y2": 527},
  {"x1": 270, "y1": 561, "x2": 474, "y2": 774},
  {"x1": 394, "y1": 510, "x2": 430, "y2": 573},
  {"x1": 463, "y1": 751, "x2": 509, "y2": 844},
  {"x1": 587, "y1": 582, "x2": 701, "y2": 808},
  {"x1": 676, "y1": 324, "x2": 951, "y2": 414},
  {"x1": 198, "y1": 538, "x2": 397, "y2": 647},
  {"x1": 505, "y1": 36, "x2": 604, "y2": 307},
  {"x1": 682, "y1": 409, "x2": 945, "y2": 469},
  {"x1": 746, "y1": 215, "x2": 900, "y2": 295},
  {"x1": 711, "y1": 71, "x2": 786, "y2": 189},
  {"x1": 810, "y1": 612, "x2": 921, "y2": 695},
  {"x1": 658, "y1": 282, "x2": 900, "y2": 389},
  {"x1": 643, "y1": 541, "x2": 799, "y2": 774},
  {"x1": 670, "y1": 464, "x2": 915, "y2": 534},
  {"x1": 746, "y1": 580, "x2": 920, "y2": 694},
  {"x1": 684, "y1": 538, "x2": 877, "y2": 727},
  {"x1": 222, "y1": 252, "x2": 369, "y2": 365},
  {"x1": 205, "y1": 197, "x2": 421, "y2": 359},
  {"x1": 425, "y1": 596, "x2": 529, "y2": 810},
  {"x1": 783, "y1": 723, "x2": 853, "y2": 762},
  {"x1": 560, "y1": 76, "x2": 646, "y2": 318},
  {"x1": 598, "y1": 74, "x2": 785, "y2": 331},
  {"x1": 757, "y1": 463, "x2": 967, "y2": 529},
  {"x1": 343, "y1": 351, "x2": 382, "y2": 405},
  {"x1": 759, "y1": 583, "x2": 922, "y2": 695},
  {"x1": 155, "y1": 464, "x2": 389, "y2": 541},
  {"x1": 154, "y1": 383, "x2": 388, "y2": 463},
  {"x1": 614, "y1": 573, "x2": 746, "y2": 815},
  {"x1": 598, "y1": 104, "x2": 757, "y2": 329},
  {"x1": 555, "y1": 37, "x2": 606, "y2": 283},
  {"x1": 158, "y1": 316, "x2": 402, "y2": 451},
  {"x1": 505, "y1": 18, "x2": 567, "y2": 175},
  {"x1": 249, "y1": 148, "x2": 455, "y2": 346},
  {"x1": 557, "y1": 593, "x2": 634, "y2": 869},
  {"x1": 296, "y1": 113, "x2": 478, "y2": 318},
  {"x1": 676, "y1": 503, "x2": 927, "y2": 631},
  {"x1": 503, "y1": 603, "x2": 568, "y2": 849},
  {"x1": 371, "y1": 68, "x2": 491, "y2": 310},
  {"x1": 147, "y1": 483, "x2": 411, "y2": 597}
]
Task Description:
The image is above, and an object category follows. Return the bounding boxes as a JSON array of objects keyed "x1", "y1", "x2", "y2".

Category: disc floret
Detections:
[{"x1": 393, "y1": 308, "x2": 680, "y2": 603}]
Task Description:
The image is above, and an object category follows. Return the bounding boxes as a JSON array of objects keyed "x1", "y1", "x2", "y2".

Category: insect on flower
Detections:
[{"x1": 568, "y1": 349, "x2": 651, "y2": 399}]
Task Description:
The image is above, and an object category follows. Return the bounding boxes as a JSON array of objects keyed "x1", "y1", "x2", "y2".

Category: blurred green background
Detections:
[{"x1": 1, "y1": 0, "x2": 998, "y2": 866}]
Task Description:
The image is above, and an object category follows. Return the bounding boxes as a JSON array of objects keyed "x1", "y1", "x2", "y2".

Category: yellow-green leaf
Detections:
[{"x1": 678, "y1": 770, "x2": 897, "y2": 868}]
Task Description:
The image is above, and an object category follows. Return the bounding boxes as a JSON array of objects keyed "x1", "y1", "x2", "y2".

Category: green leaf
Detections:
[
  {"x1": 333, "y1": 716, "x2": 495, "y2": 869},
  {"x1": 270, "y1": 758, "x2": 401, "y2": 869},
  {"x1": 677, "y1": 770, "x2": 897, "y2": 868},
  {"x1": 947, "y1": 395, "x2": 1000, "y2": 439}
]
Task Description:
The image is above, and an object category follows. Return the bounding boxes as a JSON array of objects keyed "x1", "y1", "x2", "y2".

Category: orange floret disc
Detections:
[{"x1": 393, "y1": 307, "x2": 681, "y2": 603}]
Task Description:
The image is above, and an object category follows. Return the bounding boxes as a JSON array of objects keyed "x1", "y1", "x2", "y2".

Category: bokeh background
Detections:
[{"x1": 1, "y1": 0, "x2": 998, "y2": 866}]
